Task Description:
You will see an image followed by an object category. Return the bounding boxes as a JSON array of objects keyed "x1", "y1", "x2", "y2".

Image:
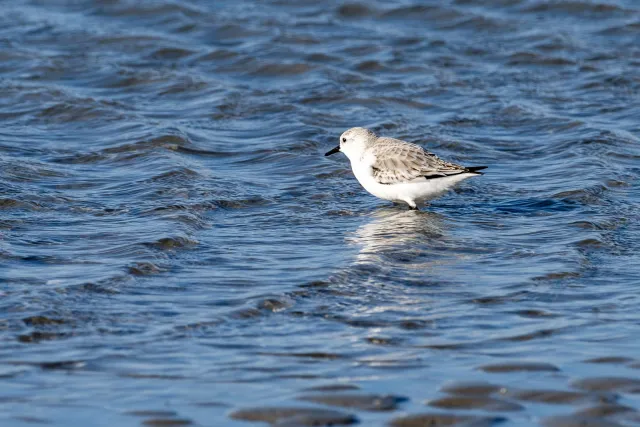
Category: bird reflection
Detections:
[{"x1": 348, "y1": 207, "x2": 446, "y2": 265}]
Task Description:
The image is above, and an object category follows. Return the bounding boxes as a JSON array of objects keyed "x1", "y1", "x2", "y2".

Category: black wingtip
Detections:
[{"x1": 466, "y1": 166, "x2": 488, "y2": 174}]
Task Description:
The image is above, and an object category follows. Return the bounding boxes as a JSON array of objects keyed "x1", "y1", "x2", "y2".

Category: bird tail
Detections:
[{"x1": 465, "y1": 166, "x2": 488, "y2": 175}]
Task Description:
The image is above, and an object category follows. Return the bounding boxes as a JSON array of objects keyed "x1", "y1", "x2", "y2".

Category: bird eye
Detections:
[{"x1": 342, "y1": 137, "x2": 346, "y2": 143}]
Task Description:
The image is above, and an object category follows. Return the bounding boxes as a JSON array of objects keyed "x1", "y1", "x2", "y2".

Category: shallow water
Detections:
[{"x1": 1, "y1": 0, "x2": 640, "y2": 426}]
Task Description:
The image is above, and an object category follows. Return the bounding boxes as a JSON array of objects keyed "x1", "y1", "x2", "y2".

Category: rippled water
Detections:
[{"x1": 1, "y1": 0, "x2": 640, "y2": 426}]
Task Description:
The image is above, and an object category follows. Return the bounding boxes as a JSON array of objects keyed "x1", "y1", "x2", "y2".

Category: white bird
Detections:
[{"x1": 325, "y1": 127, "x2": 486, "y2": 209}]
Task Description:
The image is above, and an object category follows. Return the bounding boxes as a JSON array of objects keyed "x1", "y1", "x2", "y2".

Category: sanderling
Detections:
[{"x1": 325, "y1": 127, "x2": 486, "y2": 209}]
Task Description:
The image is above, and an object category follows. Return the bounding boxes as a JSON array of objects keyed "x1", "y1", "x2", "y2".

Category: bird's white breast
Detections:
[{"x1": 349, "y1": 151, "x2": 474, "y2": 204}]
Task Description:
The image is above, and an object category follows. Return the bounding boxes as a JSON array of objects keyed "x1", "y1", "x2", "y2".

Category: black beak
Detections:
[{"x1": 325, "y1": 146, "x2": 340, "y2": 156}]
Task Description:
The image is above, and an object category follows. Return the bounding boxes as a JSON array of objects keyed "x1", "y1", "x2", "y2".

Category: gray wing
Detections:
[{"x1": 371, "y1": 137, "x2": 468, "y2": 185}]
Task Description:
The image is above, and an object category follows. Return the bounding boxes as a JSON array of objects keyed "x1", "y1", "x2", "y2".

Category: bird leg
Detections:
[{"x1": 405, "y1": 200, "x2": 418, "y2": 210}]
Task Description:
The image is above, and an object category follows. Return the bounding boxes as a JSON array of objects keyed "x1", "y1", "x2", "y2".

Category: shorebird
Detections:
[{"x1": 325, "y1": 127, "x2": 486, "y2": 209}]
